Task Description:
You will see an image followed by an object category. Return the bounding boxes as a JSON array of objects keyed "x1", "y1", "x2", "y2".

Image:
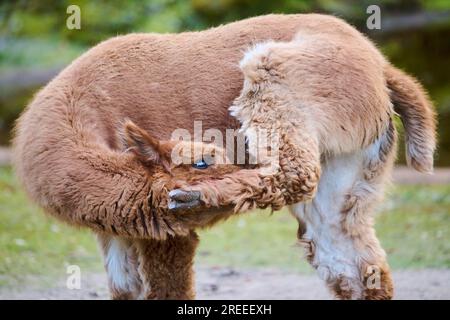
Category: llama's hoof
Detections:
[{"x1": 168, "y1": 189, "x2": 201, "y2": 211}]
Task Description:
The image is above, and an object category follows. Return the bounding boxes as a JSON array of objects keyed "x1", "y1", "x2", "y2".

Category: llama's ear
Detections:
[{"x1": 121, "y1": 120, "x2": 162, "y2": 165}]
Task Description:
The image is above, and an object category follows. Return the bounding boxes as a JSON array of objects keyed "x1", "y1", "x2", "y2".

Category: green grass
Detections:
[
  {"x1": 0, "y1": 166, "x2": 101, "y2": 287},
  {"x1": 376, "y1": 186, "x2": 450, "y2": 268},
  {"x1": 196, "y1": 185, "x2": 450, "y2": 271},
  {"x1": 0, "y1": 166, "x2": 449, "y2": 286},
  {"x1": 196, "y1": 211, "x2": 309, "y2": 271}
]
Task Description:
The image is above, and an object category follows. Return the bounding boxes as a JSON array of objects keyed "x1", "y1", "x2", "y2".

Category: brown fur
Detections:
[
  {"x1": 13, "y1": 14, "x2": 313, "y2": 239},
  {"x1": 12, "y1": 14, "x2": 436, "y2": 300},
  {"x1": 172, "y1": 18, "x2": 435, "y2": 299},
  {"x1": 12, "y1": 14, "x2": 324, "y2": 300},
  {"x1": 385, "y1": 65, "x2": 436, "y2": 172},
  {"x1": 135, "y1": 231, "x2": 199, "y2": 300}
]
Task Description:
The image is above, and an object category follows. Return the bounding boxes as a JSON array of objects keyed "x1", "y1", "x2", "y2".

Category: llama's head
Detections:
[{"x1": 119, "y1": 120, "x2": 260, "y2": 223}]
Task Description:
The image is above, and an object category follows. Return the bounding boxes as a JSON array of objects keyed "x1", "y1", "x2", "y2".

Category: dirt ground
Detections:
[{"x1": 1, "y1": 267, "x2": 449, "y2": 300}]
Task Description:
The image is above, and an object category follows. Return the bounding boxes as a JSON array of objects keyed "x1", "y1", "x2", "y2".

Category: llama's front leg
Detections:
[
  {"x1": 169, "y1": 132, "x2": 321, "y2": 213},
  {"x1": 97, "y1": 233, "x2": 142, "y2": 299},
  {"x1": 134, "y1": 231, "x2": 199, "y2": 300}
]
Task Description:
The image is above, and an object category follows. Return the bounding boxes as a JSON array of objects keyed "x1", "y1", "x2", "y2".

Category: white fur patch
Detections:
[
  {"x1": 290, "y1": 151, "x2": 363, "y2": 281},
  {"x1": 365, "y1": 135, "x2": 383, "y2": 164},
  {"x1": 105, "y1": 237, "x2": 131, "y2": 291},
  {"x1": 239, "y1": 41, "x2": 274, "y2": 70}
]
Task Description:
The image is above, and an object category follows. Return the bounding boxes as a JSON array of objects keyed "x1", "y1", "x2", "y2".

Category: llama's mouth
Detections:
[{"x1": 168, "y1": 189, "x2": 201, "y2": 211}]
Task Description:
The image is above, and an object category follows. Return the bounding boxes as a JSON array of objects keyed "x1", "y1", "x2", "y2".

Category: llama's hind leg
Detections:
[
  {"x1": 292, "y1": 123, "x2": 396, "y2": 300},
  {"x1": 337, "y1": 123, "x2": 396, "y2": 299},
  {"x1": 292, "y1": 169, "x2": 393, "y2": 299},
  {"x1": 97, "y1": 233, "x2": 142, "y2": 299},
  {"x1": 135, "y1": 230, "x2": 199, "y2": 300}
]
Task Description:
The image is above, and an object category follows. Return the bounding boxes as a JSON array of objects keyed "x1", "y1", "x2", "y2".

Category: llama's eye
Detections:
[{"x1": 192, "y1": 160, "x2": 208, "y2": 169}]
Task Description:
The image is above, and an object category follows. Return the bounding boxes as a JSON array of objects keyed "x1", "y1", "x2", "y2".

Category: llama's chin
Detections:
[{"x1": 168, "y1": 199, "x2": 202, "y2": 211}]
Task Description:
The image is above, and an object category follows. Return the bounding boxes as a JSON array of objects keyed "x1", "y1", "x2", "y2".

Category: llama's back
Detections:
[
  {"x1": 12, "y1": 13, "x2": 313, "y2": 235},
  {"x1": 13, "y1": 13, "x2": 339, "y2": 203}
]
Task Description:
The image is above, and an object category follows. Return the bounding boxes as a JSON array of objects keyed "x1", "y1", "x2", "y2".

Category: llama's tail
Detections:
[{"x1": 384, "y1": 65, "x2": 437, "y2": 173}]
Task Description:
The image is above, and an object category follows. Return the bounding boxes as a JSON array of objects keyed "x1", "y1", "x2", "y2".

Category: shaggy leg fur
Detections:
[
  {"x1": 98, "y1": 231, "x2": 199, "y2": 300},
  {"x1": 97, "y1": 234, "x2": 142, "y2": 299},
  {"x1": 227, "y1": 88, "x2": 322, "y2": 211},
  {"x1": 175, "y1": 127, "x2": 321, "y2": 213},
  {"x1": 291, "y1": 123, "x2": 396, "y2": 300},
  {"x1": 135, "y1": 231, "x2": 199, "y2": 300}
]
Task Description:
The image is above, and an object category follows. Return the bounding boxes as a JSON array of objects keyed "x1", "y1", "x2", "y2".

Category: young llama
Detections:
[{"x1": 13, "y1": 14, "x2": 435, "y2": 299}]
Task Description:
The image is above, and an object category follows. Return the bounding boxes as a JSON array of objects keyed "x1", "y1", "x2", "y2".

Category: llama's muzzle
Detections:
[{"x1": 168, "y1": 189, "x2": 201, "y2": 211}]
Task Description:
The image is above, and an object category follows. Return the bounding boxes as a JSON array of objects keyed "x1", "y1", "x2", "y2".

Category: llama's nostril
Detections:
[{"x1": 169, "y1": 189, "x2": 200, "y2": 203}]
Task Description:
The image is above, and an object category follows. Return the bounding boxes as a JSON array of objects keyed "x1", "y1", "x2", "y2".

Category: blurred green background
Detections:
[
  {"x1": 0, "y1": 0, "x2": 449, "y2": 288},
  {"x1": 0, "y1": 0, "x2": 449, "y2": 164}
]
